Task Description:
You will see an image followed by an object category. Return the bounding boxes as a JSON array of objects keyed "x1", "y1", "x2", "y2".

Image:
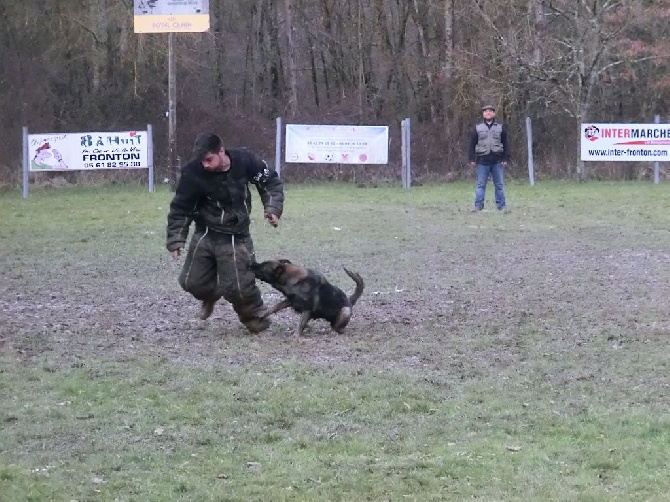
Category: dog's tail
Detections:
[{"x1": 343, "y1": 267, "x2": 365, "y2": 306}]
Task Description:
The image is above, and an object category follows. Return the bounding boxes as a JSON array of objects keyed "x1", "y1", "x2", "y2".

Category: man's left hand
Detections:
[{"x1": 264, "y1": 213, "x2": 279, "y2": 228}]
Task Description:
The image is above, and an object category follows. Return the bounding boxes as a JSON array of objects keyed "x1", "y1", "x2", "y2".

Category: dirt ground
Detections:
[{"x1": 2, "y1": 207, "x2": 669, "y2": 410}]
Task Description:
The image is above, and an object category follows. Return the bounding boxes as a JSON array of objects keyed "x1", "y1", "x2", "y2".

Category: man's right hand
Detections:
[
  {"x1": 170, "y1": 248, "x2": 182, "y2": 261},
  {"x1": 264, "y1": 213, "x2": 279, "y2": 228}
]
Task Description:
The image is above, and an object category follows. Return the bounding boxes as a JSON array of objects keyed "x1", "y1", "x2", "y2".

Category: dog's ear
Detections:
[
  {"x1": 279, "y1": 259, "x2": 292, "y2": 265},
  {"x1": 272, "y1": 262, "x2": 286, "y2": 278}
]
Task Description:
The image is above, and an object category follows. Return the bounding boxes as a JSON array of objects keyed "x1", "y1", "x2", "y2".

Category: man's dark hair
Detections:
[{"x1": 192, "y1": 133, "x2": 222, "y2": 161}]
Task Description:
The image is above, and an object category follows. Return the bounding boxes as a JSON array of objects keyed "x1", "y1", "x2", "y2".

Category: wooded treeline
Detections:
[{"x1": 1, "y1": 0, "x2": 669, "y2": 185}]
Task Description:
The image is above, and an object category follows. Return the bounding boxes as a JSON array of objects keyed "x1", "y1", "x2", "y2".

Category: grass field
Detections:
[{"x1": 1, "y1": 180, "x2": 669, "y2": 501}]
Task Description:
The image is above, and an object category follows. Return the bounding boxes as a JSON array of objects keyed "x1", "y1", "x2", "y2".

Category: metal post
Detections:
[
  {"x1": 526, "y1": 116, "x2": 535, "y2": 186},
  {"x1": 275, "y1": 116, "x2": 282, "y2": 177},
  {"x1": 22, "y1": 126, "x2": 29, "y2": 198},
  {"x1": 405, "y1": 118, "x2": 411, "y2": 188},
  {"x1": 168, "y1": 32, "x2": 178, "y2": 187},
  {"x1": 147, "y1": 124, "x2": 154, "y2": 192},
  {"x1": 654, "y1": 115, "x2": 660, "y2": 185},
  {"x1": 401, "y1": 119, "x2": 407, "y2": 188}
]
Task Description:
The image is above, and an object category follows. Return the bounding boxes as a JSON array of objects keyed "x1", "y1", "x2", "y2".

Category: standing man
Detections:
[
  {"x1": 468, "y1": 104, "x2": 510, "y2": 212},
  {"x1": 166, "y1": 133, "x2": 284, "y2": 333}
]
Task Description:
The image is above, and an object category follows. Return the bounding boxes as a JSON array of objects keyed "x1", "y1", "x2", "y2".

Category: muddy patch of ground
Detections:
[{"x1": 2, "y1": 222, "x2": 669, "y2": 410}]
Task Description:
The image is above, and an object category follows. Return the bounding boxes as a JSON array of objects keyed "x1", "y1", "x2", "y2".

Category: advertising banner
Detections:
[
  {"x1": 134, "y1": 0, "x2": 209, "y2": 33},
  {"x1": 285, "y1": 124, "x2": 389, "y2": 164},
  {"x1": 581, "y1": 123, "x2": 670, "y2": 161},
  {"x1": 28, "y1": 131, "x2": 149, "y2": 171}
]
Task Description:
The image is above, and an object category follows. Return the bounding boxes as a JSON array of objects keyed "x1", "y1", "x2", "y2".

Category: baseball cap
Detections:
[
  {"x1": 192, "y1": 133, "x2": 223, "y2": 161},
  {"x1": 481, "y1": 105, "x2": 496, "y2": 112}
]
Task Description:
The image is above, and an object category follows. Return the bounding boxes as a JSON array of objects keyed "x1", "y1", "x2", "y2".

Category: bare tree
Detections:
[
  {"x1": 283, "y1": 0, "x2": 299, "y2": 116},
  {"x1": 3, "y1": 0, "x2": 670, "y2": 182},
  {"x1": 411, "y1": 0, "x2": 436, "y2": 123},
  {"x1": 89, "y1": 0, "x2": 109, "y2": 93},
  {"x1": 530, "y1": 0, "x2": 545, "y2": 65},
  {"x1": 470, "y1": 0, "x2": 660, "y2": 179},
  {"x1": 443, "y1": 0, "x2": 455, "y2": 122}
]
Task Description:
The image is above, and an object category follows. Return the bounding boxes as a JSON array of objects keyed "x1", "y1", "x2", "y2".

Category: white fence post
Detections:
[
  {"x1": 401, "y1": 118, "x2": 411, "y2": 188},
  {"x1": 22, "y1": 126, "x2": 29, "y2": 198},
  {"x1": 526, "y1": 116, "x2": 535, "y2": 186},
  {"x1": 654, "y1": 115, "x2": 660, "y2": 185},
  {"x1": 147, "y1": 123, "x2": 154, "y2": 192},
  {"x1": 275, "y1": 117, "x2": 282, "y2": 177}
]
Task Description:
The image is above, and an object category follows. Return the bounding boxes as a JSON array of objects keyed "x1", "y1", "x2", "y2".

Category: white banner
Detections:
[
  {"x1": 581, "y1": 123, "x2": 670, "y2": 161},
  {"x1": 285, "y1": 124, "x2": 389, "y2": 164},
  {"x1": 28, "y1": 131, "x2": 149, "y2": 171}
]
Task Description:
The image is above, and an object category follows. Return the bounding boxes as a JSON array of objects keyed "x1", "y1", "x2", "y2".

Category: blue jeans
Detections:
[{"x1": 475, "y1": 162, "x2": 506, "y2": 209}]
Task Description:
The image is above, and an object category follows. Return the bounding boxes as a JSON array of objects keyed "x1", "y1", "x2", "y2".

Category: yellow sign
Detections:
[
  {"x1": 134, "y1": 15, "x2": 209, "y2": 33},
  {"x1": 134, "y1": 0, "x2": 209, "y2": 33}
]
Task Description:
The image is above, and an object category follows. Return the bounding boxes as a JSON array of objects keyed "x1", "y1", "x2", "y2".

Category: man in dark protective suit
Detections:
[{"x1": 166, "y1": 133, "x2": 284, "y2": 333}]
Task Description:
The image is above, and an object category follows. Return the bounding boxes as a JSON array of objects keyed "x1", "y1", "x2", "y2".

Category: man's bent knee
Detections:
[{"x1": 178, "y1": 276, "x2": 218, "y2": 302}]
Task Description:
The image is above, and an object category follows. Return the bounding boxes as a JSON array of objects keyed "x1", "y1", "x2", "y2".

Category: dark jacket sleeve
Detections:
[
  {"x1": 467, "y1": 126, "x2": 478, "y2": 163},
  {"x1": 166, "y1": 169, "x2": 199, "y2": 251},
  {"x1": 246, "y1": 153, "x2": 284, "y2": 218}
]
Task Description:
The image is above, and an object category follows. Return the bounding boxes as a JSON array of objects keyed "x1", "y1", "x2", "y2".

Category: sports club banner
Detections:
[
  {"x1": 134, "y1": 0, "x2": 209, "y2": 33},
  {"x1": 581, "y1": 123, "x2": 670, "y2": 161},
  {"x1": 28, "y1": 131, "x2": 149, "y2": 171},
  {"x1": 285, "y1": 125, "x2": 389, "y2": 164}
]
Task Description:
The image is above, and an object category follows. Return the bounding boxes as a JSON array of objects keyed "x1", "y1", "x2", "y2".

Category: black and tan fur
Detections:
[{"x1": 250, "y1": 259, "x2": 364, "y2": 336}]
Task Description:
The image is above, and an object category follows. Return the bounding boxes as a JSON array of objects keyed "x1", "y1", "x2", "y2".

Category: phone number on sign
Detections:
[{"x1": 83, "y1": 161, "x2": 143, "y2": 168}]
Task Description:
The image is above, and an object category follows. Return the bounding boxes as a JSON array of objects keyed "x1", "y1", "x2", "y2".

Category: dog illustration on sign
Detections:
[{"x1": 31, "y1": 143, "x2": 69, "y2": 170}]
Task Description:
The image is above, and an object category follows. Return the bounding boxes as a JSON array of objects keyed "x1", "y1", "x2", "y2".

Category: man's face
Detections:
[
  {"x1": 482, "y1": 108, "x2": 496, "y2": 121},
  {"x1": 201, "y1": 148, "x2": 229, "y2": 171}
]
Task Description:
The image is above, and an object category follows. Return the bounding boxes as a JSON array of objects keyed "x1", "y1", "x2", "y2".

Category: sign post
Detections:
[
  {"x1": 654, "y1": 115, "x2": 661, "y2": 185},
  {"x1": 168, "y1": 32, "x2": 177, "y2": 185},
  {"x1": 22, "y1": 126, "x2": 29, "y2": 198},
  {"x1": 134, "y1": 1, "x2": 210, "y2": 185},
  {"x1": 526, "y1": 116, "x2": 535, "y2": 186},
  {"x1": 401, "y1": 118, "x2": 411, "y2": 188}
]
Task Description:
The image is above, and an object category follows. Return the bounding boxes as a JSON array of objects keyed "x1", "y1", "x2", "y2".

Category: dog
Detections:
[{"x1": 250, "y1": 259, "x2": 364, "y2": 337}]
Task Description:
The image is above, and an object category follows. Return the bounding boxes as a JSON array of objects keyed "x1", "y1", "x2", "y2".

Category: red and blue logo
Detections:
[{"x1": 584, "y1": 125, "x2": 600, "y2": 142}]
